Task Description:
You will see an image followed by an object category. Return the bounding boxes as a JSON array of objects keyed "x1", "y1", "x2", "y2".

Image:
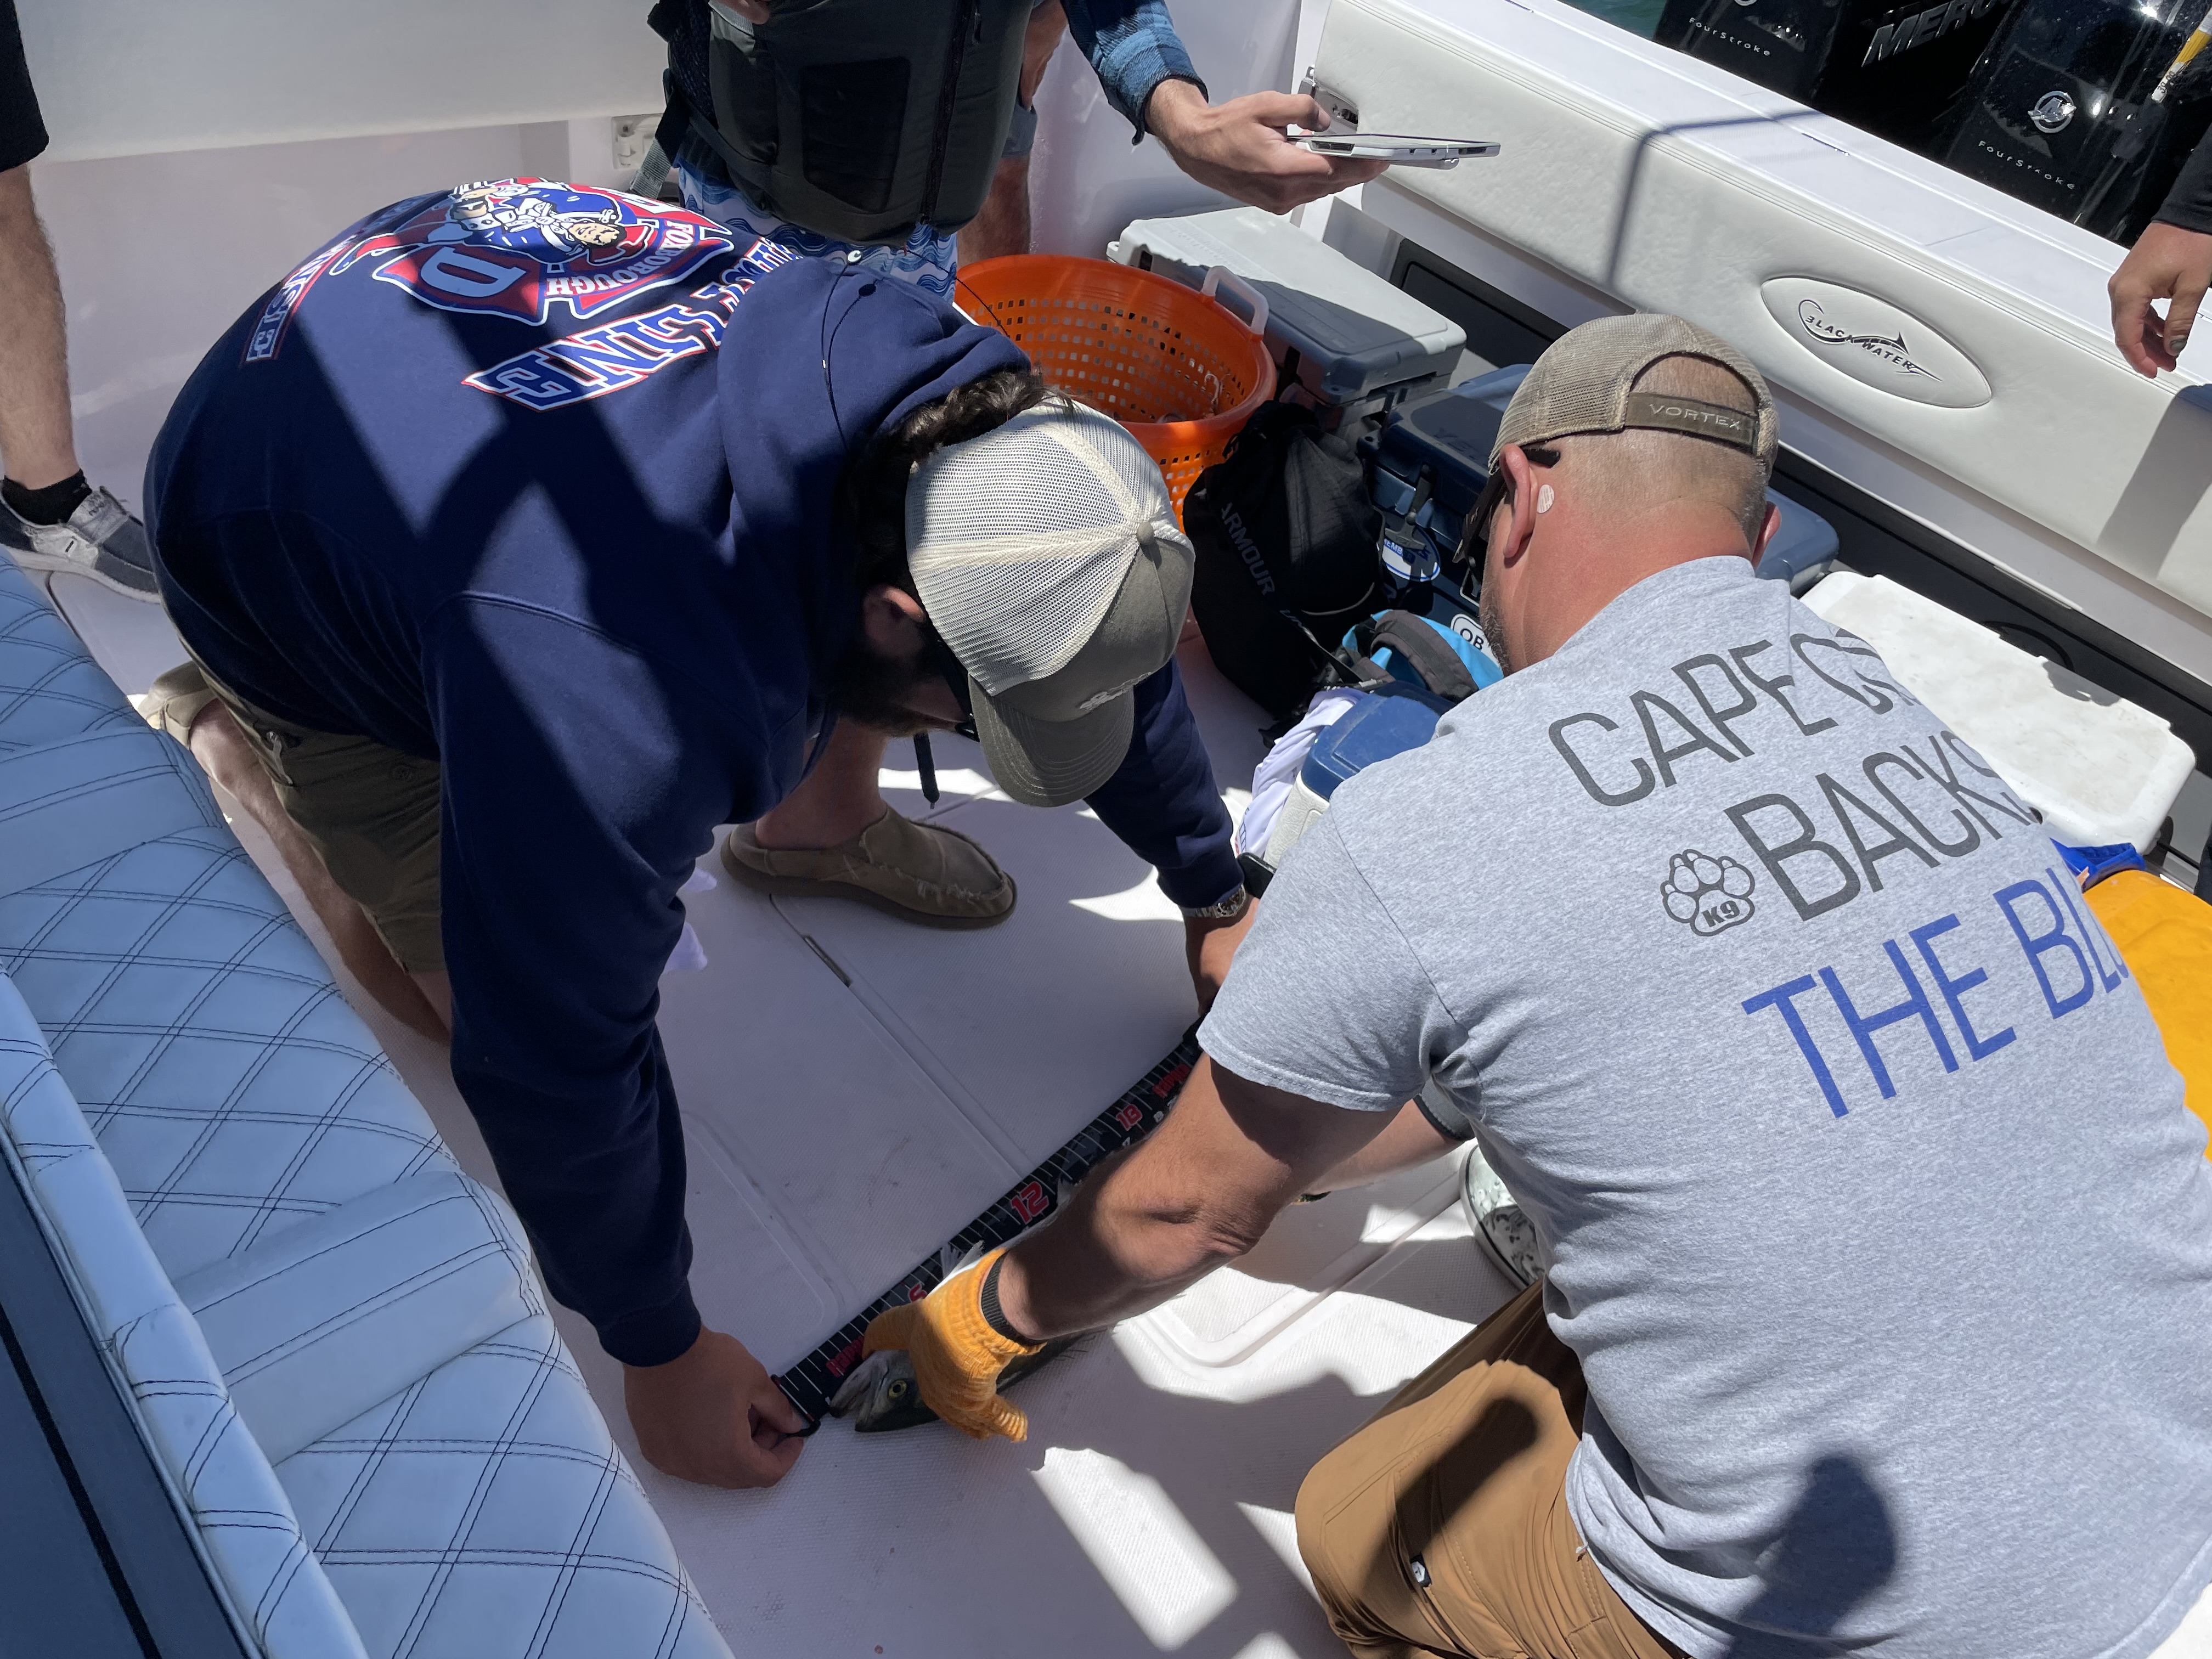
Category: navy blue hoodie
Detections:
[{"x1": 146, "y1": 181, "x2": 1237, "y2": 1365}]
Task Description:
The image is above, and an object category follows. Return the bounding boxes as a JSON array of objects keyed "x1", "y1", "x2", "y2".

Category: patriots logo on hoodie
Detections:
[
  {"x1": 341, "y1": 178, "x2": 735, "y2": 325},
  {"x1": 244, "y1": 179, "x2": 744, "y2": 362},
  {"x1": 460, "y1": 233, "x2": 795, "y2": 411}
]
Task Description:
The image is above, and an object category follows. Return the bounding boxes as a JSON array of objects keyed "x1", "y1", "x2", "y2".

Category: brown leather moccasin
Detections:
[{"x1": 720, "y1": 808, "x2": 1016, "y2": 929}]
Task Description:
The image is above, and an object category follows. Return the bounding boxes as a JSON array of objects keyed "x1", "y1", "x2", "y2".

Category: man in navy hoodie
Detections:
[{"x1": 143, "y1": 178, "x2": 1248, "y2": 1487}]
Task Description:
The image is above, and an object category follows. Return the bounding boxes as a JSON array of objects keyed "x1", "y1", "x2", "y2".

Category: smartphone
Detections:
[{"x1": 1293, "y1": 133, "x2": 1501, "y2": 168}]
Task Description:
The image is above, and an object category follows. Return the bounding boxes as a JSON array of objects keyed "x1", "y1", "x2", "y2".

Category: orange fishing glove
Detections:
[{"x1": 862, "y1": 1248, "x2": 1042, "y2": 1441}]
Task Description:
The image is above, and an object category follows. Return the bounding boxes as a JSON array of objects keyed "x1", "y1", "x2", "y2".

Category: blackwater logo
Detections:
[
  {"x1": 1220, "y1": 504, "x2": 1274, "y2": 597},
  {"x1": 1797, "y1": 298, "x2": 1940, "y2": 381},
  {"x1": 1759, "y1": 278, "x2": 1993, "y2": 408}
]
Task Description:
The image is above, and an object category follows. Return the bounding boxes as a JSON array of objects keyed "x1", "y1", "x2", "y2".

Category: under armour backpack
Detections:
[{"x1": 1183, "y1": 402, "x2": 1385, "y2": 725}]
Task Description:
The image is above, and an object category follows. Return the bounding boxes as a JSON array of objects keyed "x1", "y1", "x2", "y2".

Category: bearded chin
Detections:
[
  {"x1": 823, "y1": 639, "x2": 936, "y2": 736},
  {"x1": 1477, "y1": 588, "x2": 1514, "y2": 676}
]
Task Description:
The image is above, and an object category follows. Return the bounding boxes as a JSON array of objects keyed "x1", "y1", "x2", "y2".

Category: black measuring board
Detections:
[{"x1": 775, "y1": 1027, "x2": 1202, "y2": 1425}]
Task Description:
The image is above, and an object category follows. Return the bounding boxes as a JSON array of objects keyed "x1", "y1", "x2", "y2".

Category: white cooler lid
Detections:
[{"x1": 1803, "y1": 572, "x2": 2197, "y2": 853}]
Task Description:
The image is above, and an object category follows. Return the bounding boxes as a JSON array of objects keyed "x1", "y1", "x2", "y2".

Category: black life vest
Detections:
[{"x1": 680, "y1": 0, "x2": 1033, "y2": 246}]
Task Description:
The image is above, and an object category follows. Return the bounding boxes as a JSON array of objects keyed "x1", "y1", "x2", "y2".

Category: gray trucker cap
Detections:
[
  {"x1": 1489, "y1": 313, "x2": 1779, "y2": 472},
  {"x1": 905, "y1": 400, "x2": 1194, "y2": 809}
]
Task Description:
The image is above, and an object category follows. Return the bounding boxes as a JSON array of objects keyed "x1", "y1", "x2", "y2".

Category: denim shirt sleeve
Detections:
[{"x1": 1062, "y1": 0, "x2": 1207, "y2": 139}]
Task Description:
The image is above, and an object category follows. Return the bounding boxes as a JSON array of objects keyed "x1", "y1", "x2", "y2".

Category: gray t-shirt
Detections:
[{"x1": 1201, "y1": 558, "x2": 2212, "y2": 1659}]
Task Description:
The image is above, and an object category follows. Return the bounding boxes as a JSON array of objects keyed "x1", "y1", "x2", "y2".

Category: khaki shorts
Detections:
[
  {"x1": 150, "y1": 659, "x2": 446, "y2": 974},
  {"x1": 1295, "y1": 1280, "x2": 1683, "y2": 1659}
]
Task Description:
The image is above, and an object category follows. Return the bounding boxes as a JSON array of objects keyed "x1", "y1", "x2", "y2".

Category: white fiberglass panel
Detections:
[
  {"x1": 23, "y1": 1, "x2": 662, "y2": 162},
  {"x1": 770, "y1": 793, "x2": 1198, "y2": 1178},
  {"x1": 654, "y1": 876, "x2": 1037, "y2": 1373},
  {"x1": 1317, "y1": 0, "x2": 2212, "y2": 679}
]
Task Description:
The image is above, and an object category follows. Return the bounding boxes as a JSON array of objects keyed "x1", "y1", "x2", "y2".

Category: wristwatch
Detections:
[{"x1": 1181, "y1": 885, "x2": 1252, "y2": 922}]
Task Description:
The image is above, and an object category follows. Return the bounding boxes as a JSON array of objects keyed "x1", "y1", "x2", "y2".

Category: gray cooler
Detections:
[{"x1": 1108, "y1": 206, "x2": 1465, "y2": 421}]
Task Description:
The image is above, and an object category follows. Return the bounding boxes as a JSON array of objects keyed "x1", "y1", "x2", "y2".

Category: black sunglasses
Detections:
[
  {"x1": 919, "y1": 621, "x2": 979, "y2": 741},
  {"x1": 1459, "y1": 442, "x2": 1562, "y2": 566}
]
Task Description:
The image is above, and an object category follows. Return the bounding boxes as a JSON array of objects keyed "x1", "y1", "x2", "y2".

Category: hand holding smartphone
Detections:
[{"x1": 1291, "y1": 133, "x2": 1501, "y2": 169}]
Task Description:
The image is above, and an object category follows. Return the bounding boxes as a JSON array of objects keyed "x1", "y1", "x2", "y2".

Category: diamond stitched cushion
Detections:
[
  {"x1": 1, "y1": 971, "x2": 366, "y2": 1659},
  {"x1": 0, "y1": 555, "x2": 145, "y2": 752},
  {"x1": 0, "y1": 828, "x2": 452, "y2": 1280},
  {"x1": 278, "y1": 1314, "x2": 731, "y2": 1659},
  {"x1": 177, "y1": 1169, "x2": 544, "y2": 1464}
]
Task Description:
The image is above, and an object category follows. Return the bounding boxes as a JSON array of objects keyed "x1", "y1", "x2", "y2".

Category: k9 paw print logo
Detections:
[{"x1": 1662, "y1": 850, "x2": 1756, "y2": 936}]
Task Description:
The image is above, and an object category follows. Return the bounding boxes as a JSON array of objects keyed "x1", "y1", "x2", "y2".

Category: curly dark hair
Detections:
[{"x1": 840, "y1": 366, "x2": 1056, "y2": 592}]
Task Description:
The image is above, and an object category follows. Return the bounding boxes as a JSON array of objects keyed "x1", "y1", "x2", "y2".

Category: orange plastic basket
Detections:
[{"x1": 953, "y1": 255, "x2": 1277, "y2": 521}]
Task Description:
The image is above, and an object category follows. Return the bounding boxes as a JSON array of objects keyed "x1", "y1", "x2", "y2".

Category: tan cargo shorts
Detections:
[
  {"x1": 1295, "y1": 1280, "x2": 1684, "y2": 1659},
  {"x1": 148, "y1": 658, "x2": 447, "y2": 973}
]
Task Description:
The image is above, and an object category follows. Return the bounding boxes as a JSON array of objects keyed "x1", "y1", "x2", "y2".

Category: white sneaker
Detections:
[
  {"x1": 1460, "y1": 1144, "x2": 1542, "y2": 1289},
  {"x1": 1, "y1": 485, "x2": 161, "y2": 600}
]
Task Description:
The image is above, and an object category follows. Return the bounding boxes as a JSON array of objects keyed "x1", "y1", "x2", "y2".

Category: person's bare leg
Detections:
[
  {"x1": 955, "y1": 1, "x2": 1062, "y2": 266},
  {"x1": 0, "y1": 165, "x2": 82, "y2": 490},
  {"x1": 1020, "y1": 1, "x2": 1069, "y2": 104},
  {"x1": 958, "y1": 155, "x2": 1032, "y2": 265},
  {"x1": 751, "y1": 719, "x2": 893, "y2": 849},
  {"x1": 411, "y1": 970, "x2": 453, "y2": 1034},
  {"x1": 1308, "y1": 1101, "x2": 1459, "y2": 1194},
  {"x1": 185, "y1": 703, "x2": 449, "y2": 1043}
]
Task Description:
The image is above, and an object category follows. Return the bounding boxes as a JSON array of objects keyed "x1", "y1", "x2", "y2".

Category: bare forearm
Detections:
[
  {"x1": 869, "y1": 1059, "x2": 1390, "y2": 1441},
  {"x1": 997, "y1": 1150, "x2": 1252, "y2": 1339},
  {"x1": 995, "y1": 1055, "x2": 1387, "y2": 1339}
]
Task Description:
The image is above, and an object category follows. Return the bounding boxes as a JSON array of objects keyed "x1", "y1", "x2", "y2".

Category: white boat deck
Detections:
[{"x1": 49, "y1": 570, "x2": 1512, "y2": 1659}]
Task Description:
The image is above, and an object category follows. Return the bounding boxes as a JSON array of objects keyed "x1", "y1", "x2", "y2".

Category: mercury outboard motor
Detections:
[
  {"x1": 1656, "y1": 0, "x2": 2019, "y2": 151},
  {"x1": 691, "y1": 0, "x2": 1031, "y2": 246},
  {"x1": 1939, "y1": 0, "x2": 2212, "y2": 241}
]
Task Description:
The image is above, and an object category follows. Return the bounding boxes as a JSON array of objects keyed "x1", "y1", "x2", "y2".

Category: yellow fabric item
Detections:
[
  {"x1": 862, "y1": 1248, "x2": 1041, "y2": 1441},
  {"x1": 2086, "y1": 870, "x2": 2212, "y2": 1156}
]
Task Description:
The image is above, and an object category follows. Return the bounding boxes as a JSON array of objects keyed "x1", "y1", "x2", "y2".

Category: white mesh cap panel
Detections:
[{"x1": 907, "y1": 401, "x2": 1188, "y2": 695}]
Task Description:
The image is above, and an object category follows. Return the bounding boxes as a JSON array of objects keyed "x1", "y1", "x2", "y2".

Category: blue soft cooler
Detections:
[
  {"x1": 1363, "y1": 363, "x2": 1838, "y2": 585},
  {"x1": 1299, "y1": 692, "x2": 1446, "y2": 803},
  {"x1": 1755, "y1": 493, "x2": 1842, "y2": 586}
]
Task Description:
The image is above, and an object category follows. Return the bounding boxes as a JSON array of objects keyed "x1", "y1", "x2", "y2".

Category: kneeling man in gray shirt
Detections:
[{"x1": 870, "y1": 314, "x2": 2212, "y2": 1659}]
